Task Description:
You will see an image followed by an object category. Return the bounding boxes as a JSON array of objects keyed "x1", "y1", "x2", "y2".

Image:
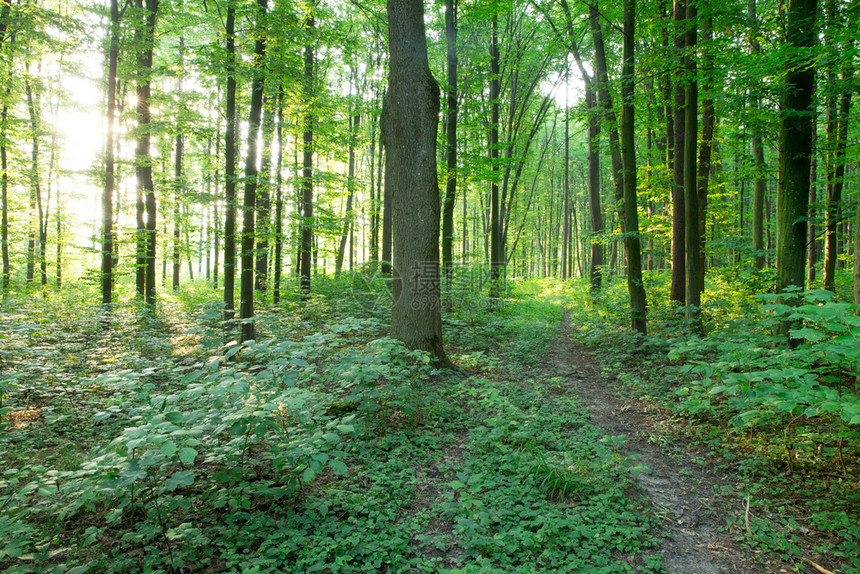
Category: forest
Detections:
[{"x1": 0, "y1": 0, "x2": 858, "y2": 571}]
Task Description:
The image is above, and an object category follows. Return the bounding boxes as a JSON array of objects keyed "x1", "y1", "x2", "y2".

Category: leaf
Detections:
[
  {"x1": 849, "y1": 415, "x2": 860, "y2": 425},
  {"x1": 336, "y1": 424, "x2": 355, "y2": 434},
  {"x1": 165, "y1": 470, "x2": 195, "y2": 491},
  {"x1": 302, "y1": 467, "x2": 316, "y2": 483},
  {"x1": 161, "y1": 440, "x2": 178, "y2": 457},
  {"x1": 178, "y1": 447, "x2": 198, "y2": 465},
  {"x1": 329, "y1": 459, "x2": 348, "y2": 475}
]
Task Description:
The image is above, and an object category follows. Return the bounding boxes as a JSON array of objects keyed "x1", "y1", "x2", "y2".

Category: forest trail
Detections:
[{"x1": 551, "y1": 310, "x2": 769, "y2": 573}]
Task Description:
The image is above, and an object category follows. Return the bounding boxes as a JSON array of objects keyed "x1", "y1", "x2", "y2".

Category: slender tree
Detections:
[
  {"x1": 239, "y1": 0, "x2": 268, "y2": 343},
  {"x1": 298, "y1": 9, "x2": 315, "y2": 296},
  {"x1": 621, "y1": 0, "x2": 647, "y2": 334},
  {"x1": 441, "y1": 0, "x2": 458, "y2": 290},
  {"x1": 102, "y1": 0, "x2": 121, "y2": 304},
  {"x1": 671, "y1": 0, "x2": 687, "y2": 303},
  {"x1": 223, "y1": 0, "x2": 238, "y2": 316}
]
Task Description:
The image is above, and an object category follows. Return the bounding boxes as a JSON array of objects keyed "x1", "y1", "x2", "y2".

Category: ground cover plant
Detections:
[
  {"x1": 1, "y1": 278, "x2": 662, "y2": 573},
  {"x1": 567, "y1": 268, "x2": 860, "y2": 573}
]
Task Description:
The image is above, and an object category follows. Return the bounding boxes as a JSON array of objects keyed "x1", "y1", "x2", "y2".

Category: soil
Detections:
[{"x1": 551, "y1": 310, "x2": 811, "y2": 574}]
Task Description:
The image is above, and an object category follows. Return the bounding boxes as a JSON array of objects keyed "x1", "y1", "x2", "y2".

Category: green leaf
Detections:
[
  {"x1": 178, "y1": 447, "x2": 198, "y2": 465},
  {"x1": 161, "y1": 440, "x2": 178, "y2": 457},
  {"x1": 302, "y1": 467, "x2": 316, "y2": 483},
  {"x1": 336, "y1": 424, "x2": 355, "y2": 434},
  {"x1": 165, "y1": 470, "x2": 195, "y2": 491},
  {"x1": 329, "y1": 459, "x2": 348, "y2": 475},
  {"x1": 849, "y1": 414, "x2": 860, "y2": 425}
]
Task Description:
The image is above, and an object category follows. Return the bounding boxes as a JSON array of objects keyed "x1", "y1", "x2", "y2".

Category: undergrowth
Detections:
[
  {"x1": 0, "y1": 277, "x2": 661, "y2": 573},
  {"x1": 567, "y1": 268, "x2": 860, "y2": 573}
]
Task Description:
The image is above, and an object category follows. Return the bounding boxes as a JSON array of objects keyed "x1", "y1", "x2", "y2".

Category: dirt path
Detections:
[{"x1": 552, "y1": 310, "x2": 772, "y2": 573}]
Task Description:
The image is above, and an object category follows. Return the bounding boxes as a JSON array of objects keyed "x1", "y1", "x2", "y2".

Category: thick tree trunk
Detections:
[
  {"x1": 222, "y1": 0, "x2": 238, "y2": 316},
  {"x1": 384, "y1": 0, "x2": 449, "y2": 365},
  {"x1": 621, "y1": 0, "x2": 647, "y2": 335},
  {"x1": 441, "y1": 0, "x2": 458, "y2": 290},
  {"x1": 776, "y1": 0, "x2": 818, "y2": 338},
  {"x1": 239, "y1": 0, "x2": 267, "y2": 343}
]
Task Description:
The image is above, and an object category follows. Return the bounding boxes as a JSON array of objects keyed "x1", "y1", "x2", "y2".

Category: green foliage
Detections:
[{"x1": 566, "y1": 273, "x2": 860, "y2": 573}]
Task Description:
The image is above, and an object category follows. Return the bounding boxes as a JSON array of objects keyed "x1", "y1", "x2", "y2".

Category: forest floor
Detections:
[{"x1": 0, "y1": 284, "x2": 855, "y2": 573}]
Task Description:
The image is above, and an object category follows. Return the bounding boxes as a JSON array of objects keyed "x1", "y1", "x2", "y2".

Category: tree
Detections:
[
  {"x1": 222, "y1": 0, "x2": 237, "y2": 317},
  {"x1": 441, "y1": 0, "x2": 458, "y2": 290},
  {"x1": 683, "y1": 0, "x2": 701, "y2": 331},
  {"x1": 102, "y1": 0, "x2": 122, "y2": 304},
  {"x1": 239, "y1": 0, "x2": 268, "y2": 343},
  {"x1": 670, "y1": 0, "x2": 687, "y2": 304},
  {"x1": 298, "y1": 8, "x2": 315, "y2": 296},
  {"x1": 383, "y1": 0, "x2": 449, "y2": 365},
  {"x1": 621, "y1": 0, "x2": 647, "y2": 335},
  {"x1": 775, "y1": 0, "x2": 818, "y2": 329}
]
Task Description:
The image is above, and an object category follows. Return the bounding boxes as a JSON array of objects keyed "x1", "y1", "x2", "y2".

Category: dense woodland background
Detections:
[
  {"x1": 0, "y1": 0, "x2": 856, "y2": 320},
  {"x1": 1, "y1": 0, "x2": 859, "y2": 571}
]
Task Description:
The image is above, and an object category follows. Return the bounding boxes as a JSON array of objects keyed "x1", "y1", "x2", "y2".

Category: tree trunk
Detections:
[
  {"x1": 696, "y1": 12, "x2": 714, "y2": 295},
  {"x1": 299, "y1": 13, "x2": 315, "y2": 296},
  {"x1": 749, "y1": 0, "x2": 766, "y2": 271},
  {"x1": 101, "y1": 0, "x2": 120, "y2": 304},
  {"x1": 173, "y1": 134, "x2": 182, "y2": 290},
  {"x1": 683, "y1": 2, "x2": 702, "y2": 332},
  {"x1": 854, "y1": 173, "x2": 860, "y2": 313},
  {"x1": 239, "y1": 0, "x2": 267, "y2": 343},
  {"x1": 489, "y1": 14, "x2": 502, "y2": 297},
  {"x1": 256, "y1": 97, "x2": 274, "y2": 292},
  {"x1": 336, "y1": 90, "x2": 359, "y2": 277},
  {"x1": 822, "y1": 0, "x2": 853, "y2": 292},
  {"x1": 670, "y1": 0, "x2": 687, "y2": 303},
  {"x1": 273, "y1": 93, "x2": 284, "y2": 304},
  {"x1": 441, "y1": 0, "x2": 458, "y2": 290},
  {"x1": 621, "y1": 0, "x2": 647, "y2": 335},
  {"x1": 222, "y1": 0, "x2": 238, "y2": 316},
  {"x1": 776, "y1": 0, "x2": 818, "y2": 337},
  {"x1": 141, "y1": 0, "x2": 158, "y2": 305},
  {"x1": 384, "y1": 0, "x2": 449, "y2": 365},
  {"x1": 0, "y1": 0, "x2": 10, "y2": 289}
]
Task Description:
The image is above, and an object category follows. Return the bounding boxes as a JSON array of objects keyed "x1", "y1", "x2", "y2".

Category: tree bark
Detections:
[
  {"x1": 101, "y1": 0, "x2": 120, "y2": 304},
  {"x1": 299, "y1": 13, "x2": 315, "y2": 296},
  {"x1": 255, "y1": 97, "x2": 275, "y2": 291},
  {"x1": 683, "y1": 2, "x2": 702, "y2": 332},
  {"x1": 822, "y1": 0, "x2": 853, "y2": 292},
  {"x1": 239, "y1": 0, "x2": 267, "y2": 343},
  {"x1": 749, "y1": 0, "x2": 766, "y2": 271},
  {"x1": 489, "y1": 14, "x2": 502, "y2": 296},
  {"x1": 671, "y1": 0, "x2": 687, "y2": 303},
  {"x1": 441, "y1": 0, "x2": 458, "y2": 290},
  {"x1": 776, "y1": 0, "x2": 818, "y2": 337},
  {"x1": 621, "y1": 0, "x2": 647, "y2": 335},
  {"x1": 384, "y1": 0, "x2": 449, "y2": 365},
  {"x1": 696, "y1": 13, "x2": 714, "y2": 295},
  {"x1": 222, "y1": 0, "x2": 237, "y2": 316}
]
